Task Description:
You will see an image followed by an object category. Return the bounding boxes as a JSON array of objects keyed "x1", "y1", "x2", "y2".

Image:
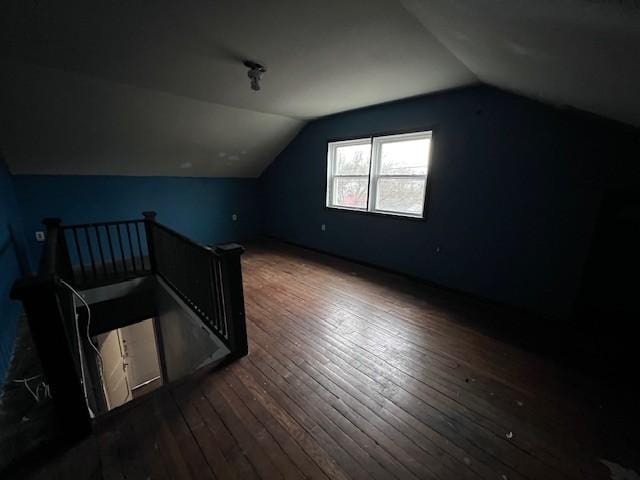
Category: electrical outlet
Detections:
[
  {"x1": 35, "y1": 231, "x2": 46, "y2": 242},
  {"x1": 232, "y1": 213, "x2": 238, "y2": 221},
  {"x1": 321, "y1": 224, "x2": 326, "y2": 231}
]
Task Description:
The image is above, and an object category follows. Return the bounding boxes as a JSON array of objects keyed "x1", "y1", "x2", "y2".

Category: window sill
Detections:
[{"x1": 325, "y1": 205, "x2": 426, "y2": 222}]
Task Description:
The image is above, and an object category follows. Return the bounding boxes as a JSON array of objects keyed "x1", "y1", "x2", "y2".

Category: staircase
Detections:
[{"x1": 10, "y1": 212, "x2": 248, "y2": 440}]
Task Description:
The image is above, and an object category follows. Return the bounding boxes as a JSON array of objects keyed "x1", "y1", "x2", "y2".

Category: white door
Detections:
[
  {"x1": 97, "y1": 329, "x2": 131, "y2": 410},
  {"x1": 119, "y1": 318, "x2": 161, "y2": 389}
]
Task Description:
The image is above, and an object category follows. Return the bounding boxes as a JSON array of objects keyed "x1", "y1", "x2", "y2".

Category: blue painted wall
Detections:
[
  {"x1": 260, "y1": 85, "x2": 613, "y2": 318},
  {"x1": 1, "y1": 157, "x2": 30, "y2": 388},
  {"x1": 14, "y1": 175, "x2": 261, "y2": 265}
]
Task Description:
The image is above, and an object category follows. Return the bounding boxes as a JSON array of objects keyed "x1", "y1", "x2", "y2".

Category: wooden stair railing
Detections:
[
  {"x1": 61, "y1": 218, "x2": 151, "y2": 289},
  {"x1": 143, "y1": 211, "x2": 248, "y2": 359},
  {"x1": 10, "y1": 212, "x2": 249, "y2": 439}
]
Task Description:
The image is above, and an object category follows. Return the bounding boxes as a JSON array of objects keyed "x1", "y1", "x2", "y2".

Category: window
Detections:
[{"x1": 326, "y1": 131, "x2": 431, "y2": 218}]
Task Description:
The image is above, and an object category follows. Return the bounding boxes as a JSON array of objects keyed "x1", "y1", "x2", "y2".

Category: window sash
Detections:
[
  {"x1": 326, "y1": 138, "x2": 373, "y2": 209},
  {"x1": 330, "y1": 175, "x2": 370, "y2": 210},
  {"x1": 370, "y1": 176, "x2": 427, "y2": 217}
]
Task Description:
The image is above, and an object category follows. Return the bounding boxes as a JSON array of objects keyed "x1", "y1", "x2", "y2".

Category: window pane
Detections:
[
  {"x1": 335, "y1": 143, "x2": 371, "y2": 175},
  {"x1": 375, "y1": 178, "x2": 426, "y2": 215},
  {"x1": 379, "y1": 138, "x2": 430, "y2": 175},
  {"x1": 333, "y1": 177, "x2": 369, "y2": 209}
]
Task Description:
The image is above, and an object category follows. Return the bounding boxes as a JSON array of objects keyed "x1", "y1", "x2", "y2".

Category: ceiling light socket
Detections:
[{"x1": 244, "y1": 60, "x2": 266, "y2": 91}]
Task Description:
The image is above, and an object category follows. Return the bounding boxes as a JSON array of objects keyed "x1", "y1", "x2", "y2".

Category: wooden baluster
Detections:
[
  {"x1": 142, "y1": 211, "x2": 158, "y2": 272},
  {"x1": 116, "y1": 223, "x2": 127, "y2": 273},
  {"x1": 71, "y1": 227, "x2": 87, "y2": 286},
  {"x1": 215, "y1": 243, "x2": 248, "y2": 358},
  {"x1": 106, "y1": 225, "x2": 118, "y2": 274},
  {"x1": 134, "y1": 222, "x2": 146, "y2": 270},
  {"x1": 210, "y1": 257, "x2": 225, "y2": 337},
  {"x1": 208, "y1": 255, "x2": 223, "y2": 335},
  {"x1": 204, "y1": 249, "x2": 216, "y2": 330},
  {"x1": 125, "y1": 222, "x2": 137, "y2": 273},
  {"x1": 84, "y1": 227, "x2": 98, "y2": 282},
  {"x1": 95, "y1": 225, "x2": 108, "y2": 277}
]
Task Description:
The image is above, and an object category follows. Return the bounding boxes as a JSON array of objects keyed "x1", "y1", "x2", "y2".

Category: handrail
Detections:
[
  {"x1": 148, "y1": 218, "x2": 216, "y2": 255},
  {"x1": 144, "y1": 212, "x2": 248, "y2": 358},
  {"x1": 63, "y1": 219, "x2": 143, "y2": 228},
  {"x1": 60, "y1": 218, "x2": 151, "y2": 288}
]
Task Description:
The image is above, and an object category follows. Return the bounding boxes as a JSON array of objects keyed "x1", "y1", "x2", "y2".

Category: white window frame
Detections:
[
  {"x1": 326, "y1": 130, "x2": 432, "y2": 219},
  {"x1": 325, "y1": 137, "x2": 372, "y2": 212}
]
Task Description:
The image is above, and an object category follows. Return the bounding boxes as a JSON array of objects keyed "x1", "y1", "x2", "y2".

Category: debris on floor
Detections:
[
  {"x1": 599, "y1": 459, "x2": 640, "y2": 480},
  {"x1": 0, "y1": 315, "x2": 57, "y2": 472},
  {"x1": 506, "y1": 431, "x2": 514, "y2": 439}
]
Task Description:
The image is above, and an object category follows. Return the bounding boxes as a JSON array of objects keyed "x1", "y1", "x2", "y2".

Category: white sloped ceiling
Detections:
[
  {"x1": 0, "y1": 62, "x2": 303, "y2": 177},
  {"x1": 401, "y1": 0, "x2": 640, "y2": 127},
  {"x1": 2, "y1": 0, "x2": 638, "y2": 178},
  {"x1": 0, "y1": 0, "x2": 473, "y2": 177}
]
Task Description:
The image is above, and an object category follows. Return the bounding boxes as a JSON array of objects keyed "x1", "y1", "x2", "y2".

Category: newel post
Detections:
[
  {"x1": 142, "y1": 211, "x2": 157, "y2": 271},
  {"x1": 10, "y1": 275, "x2": 91, "y2": 440},
  {"x1": 41, "y1": 217, "x2": 73, "y2": 281},
  {"x1": 215, "y1": 243, "x2": 248, "y2": 359}
]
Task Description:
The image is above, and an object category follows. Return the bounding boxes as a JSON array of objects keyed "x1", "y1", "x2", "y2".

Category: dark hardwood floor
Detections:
[
  {"x1": 0, "y1": 316, "x2": 56, "y2": 472},
  {"x1": 15, "y1": 240, "x2": 639, "y2": 479}
]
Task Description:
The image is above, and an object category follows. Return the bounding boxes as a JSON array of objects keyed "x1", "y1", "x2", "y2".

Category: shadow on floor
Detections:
[{"x1": 0, "y1": 316, "x2": 59, "y2": 475}]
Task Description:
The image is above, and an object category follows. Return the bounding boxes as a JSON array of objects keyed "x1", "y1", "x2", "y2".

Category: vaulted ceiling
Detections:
[
  {"x1": 1, "y1": 0, "x2": 639, "y2": 177},
  {"x1": 401, "y1": 0, "x2": 640, "y2": 127}
]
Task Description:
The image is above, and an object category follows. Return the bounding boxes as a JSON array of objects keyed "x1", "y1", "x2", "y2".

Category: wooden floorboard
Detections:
[{"x1": 14, "y1": 240, "x2": 639, "y2": 479}]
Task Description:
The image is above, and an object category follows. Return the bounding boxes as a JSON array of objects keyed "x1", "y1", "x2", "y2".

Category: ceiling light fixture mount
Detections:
[{"x1": 243, "y1": 60, "x2": 266, "y2": 91}]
